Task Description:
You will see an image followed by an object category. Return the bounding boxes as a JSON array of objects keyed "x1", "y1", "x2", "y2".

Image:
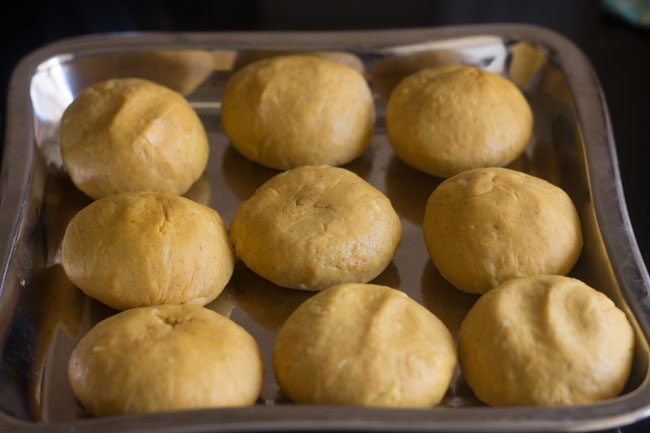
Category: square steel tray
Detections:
[{"x1": 1, "y1": 25, "x2": 650, "y2": 432}]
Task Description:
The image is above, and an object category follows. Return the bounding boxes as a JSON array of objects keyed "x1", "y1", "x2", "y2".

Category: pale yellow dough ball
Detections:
[
  {"x1": 60, "y1": 78, "x2": 209, "y2": 199},
  {"x1": 273, "y1": 283, "x2": 457, "y2": 407},
  {"x1": 69, "y1": 305, "x2": 263, "y2": 415},
  {"x1": 221, "y1": 56, "x2": 374, "y2": 170},
  {"x1": 459, "y1": 275, "x2": 634, "y2": 406},
  {"x1": 423, "y1": 167, "x2": 582, "y2": 294},
  {"x1": 229, "y1": 166, "x2": 402, "y2": 290},
  {"x1": 61, "y1": 192, "x2": 234, "y2": 310},
  {"x1": 386, "y1": 65, "x2": 532, "y2": 178}
]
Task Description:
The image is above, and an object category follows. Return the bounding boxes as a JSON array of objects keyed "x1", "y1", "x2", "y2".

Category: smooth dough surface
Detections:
[
  {"x1": 60, "y1": 78, "x2": 209, "y2": 199},
  {"x1": 386, "y1": 65, "x2": 532, "y2": 178},
  {"x1": 221, "y1": 56, "x2": 374, "y2": 170},
  {"x1": 69, "y1": 305, "x2": 263, "y2": 415},
  {"x1": 273, "y1": 283, "x2": 457, "y2": 407},
  {"x1": 423, "y1": 167, "x2": 582, "y2": 294},
  {"x1": 61, "y1": 192, "x2": 234, "y2": 310},
  {"x1": 459, "y1": 275, "x2": 634, "y2": 406},
  {"x1": 229, "y1": 165, "x2": 402, "y2": 290},
  {"x1": 232, "y1": 50, "x2": 364, "y2": 74}
]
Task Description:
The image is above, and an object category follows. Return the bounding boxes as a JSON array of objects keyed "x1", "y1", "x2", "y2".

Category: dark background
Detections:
[{"x1": 1, "y1": 1, "x2": 649, "y2": 432}]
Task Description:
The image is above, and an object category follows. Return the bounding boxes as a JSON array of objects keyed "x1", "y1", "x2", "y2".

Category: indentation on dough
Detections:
[
  {"x1": 154, "y1": 201, "x2": 174, "y2": 234},
  {"x1": 163, "y1": 204, "x2": 172, "y2": 223},
  {"x1": 152, "y1": 308, "x2": 183, "y2": 328},
  {"x1": 313, "y1": 202, "x2": 333, "y2": 210},
  {"x1": 431, "y1": 176, "x2": 497, "y2": 205}
]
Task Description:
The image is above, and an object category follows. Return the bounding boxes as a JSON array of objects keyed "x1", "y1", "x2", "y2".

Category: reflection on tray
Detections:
[
  {"x1": 385, "y1": 156, "x2": 441, "y2": 226},
  {"x1": 222, "y1": 147, "x2": 279, "y2": 201},
  {"x1": 420, "y1": 261, "x2": 478, "y2": 339},
  {"x1": 233, "y1": 264, "x2": 314, "y2": 331}
]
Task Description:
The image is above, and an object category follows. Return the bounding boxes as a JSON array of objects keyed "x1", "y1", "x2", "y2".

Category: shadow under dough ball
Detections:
[
  {"x1": 386, "y1": 65, "x2": 532, "y2": 178},
  {"x1": 423, "y1": 167, "x2": 583, "y2": 294},
  {"x1": 68, "y1": 305, "x2": 263, "y2": 416},
  {"x1": 60, "y1": 78, "x2": 209, "y2": 199},
  {"x1": 233, "y1": 264, "x2": 314, "y2": 331},
  {"x1": 229, "y1": 165, "x2": 402, "y2": 291},
  {"x1": 61, "y1": 192, "x2": 234, "y2": 310},
  {"x1": 221, "y1": 56, "x2": 374, "y2": 170}
]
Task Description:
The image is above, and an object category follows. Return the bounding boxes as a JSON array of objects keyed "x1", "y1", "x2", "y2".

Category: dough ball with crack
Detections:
[
  {"x1": 61, "y1": 192, "x2": 234, "y2": 310},
  {"x1": 60, "y1": 78, "x2": 209, "y2": 199},
  {"x1": 221, "y1": 56, "x2": 374, "y2": 170},
  {"x1": 229, "y1": 165, "x2": 401, "y2": 290},
  {"x1": 423, "y1": 167, "x2": 582, "y2": 294},
  {"x1": 69, "y1": 305, "x2": 263, "y2": 415},
  {"x1": 273, "y1": 283, "x2": 457, "y2": 407},
  {"x1": 386, "y1": 65, "x2": 532, "y2": 178},
  {"x1": 459, "y1": 275, "x2": 634, "y2": 406}
]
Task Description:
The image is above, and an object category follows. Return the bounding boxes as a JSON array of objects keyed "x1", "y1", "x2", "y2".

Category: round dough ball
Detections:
[
  {"x1": 386, "y1": 65, "x2": 532, "y2": 178},
  {"x1": 69, "y1": 305, "x2": 263, "y2": 415},
  {"x1": 221, "y1": 56, "x2": 374, "y2": 170},
  {"x1": 60, "y1": 78, "x2": 209, "y2": 199},
  {"x1": 423, "y1": 167, "x2": 582, "y2": 294},
  {"x1": 459, "y1": 275, "x2": 634, "y2": 406},
  {"x1": 229, "y1": 165, "x2": 402, "y2": 290},
  {"x1": 273, "y1": 283, "x2": 457, "y2": 407},
  {"x1": 61, "y1": 192, "x2": 234, "y2": 310}
]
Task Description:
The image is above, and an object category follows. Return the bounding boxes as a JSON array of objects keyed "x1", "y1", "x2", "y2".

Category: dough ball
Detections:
[
  {"x1": 69, "y1": 305, "x2": 263, "y2": 415},
  {"x1": 233, "y1": 50, "x2": 364, "y2": 74},
  {"x1": 273, "y1": 283, "x2": 457, "y2": 407},
  {"x1": 230, "y1": 165, "x2": 401, "y2": 290},
  {"x1": 423, "y1": 167, "x2": 582, "y2": 294},
  {"x1": 221, "y1": 56, "x2": 374, "y2": 170},
  {"x1": 386, "y1": 65, "x2": 532, "y2": 178},
  {"x1": 61, "y1": 192, "x2": 234, "y2": 310},
  {"x1": 60, "y1": 78, "x2": 209, "y2": 199},
  {"x1": 459, "y1": 275, "x2": 634, "y2": 406}
]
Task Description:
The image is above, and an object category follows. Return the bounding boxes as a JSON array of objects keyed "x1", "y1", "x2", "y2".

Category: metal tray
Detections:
[{"x1": 1, "y1": 25, "x2": 649, "y2": 432}]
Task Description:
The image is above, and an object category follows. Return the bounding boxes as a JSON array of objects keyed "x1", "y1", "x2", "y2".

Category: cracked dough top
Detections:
[
  {"x1": 423, "y1": 167, "x2": 582, "y2": 294},
  {"x1": 68, "y1": 305, "x2": 263, "y2": 415},
  {"x1": 221, "y1": 55, "x2": 374, "y2": 170},
  {"x1": 61, "y1": 192, "x2": 234, "y2": 309},
  {"x1": 229, "y1": 165, "x2": 402, "y2": 290},
  {"x1": 60, "y1": 78, "x2": 209, "y2": 199}
]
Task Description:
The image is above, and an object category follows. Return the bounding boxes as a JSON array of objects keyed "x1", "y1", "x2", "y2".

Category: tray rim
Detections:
[{"x1": 1, "y1": 23, "x2": 650, "y2": 432}]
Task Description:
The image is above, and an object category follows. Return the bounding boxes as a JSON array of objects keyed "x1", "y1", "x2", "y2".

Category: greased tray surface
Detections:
[{"x1": 1, "y1": 25, "x2": 649, "y2": 432}]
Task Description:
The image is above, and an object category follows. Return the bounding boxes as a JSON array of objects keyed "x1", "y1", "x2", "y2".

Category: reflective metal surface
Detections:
[{"x1": 1, "y1": 25, "x2": 649, "y2": 432}]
